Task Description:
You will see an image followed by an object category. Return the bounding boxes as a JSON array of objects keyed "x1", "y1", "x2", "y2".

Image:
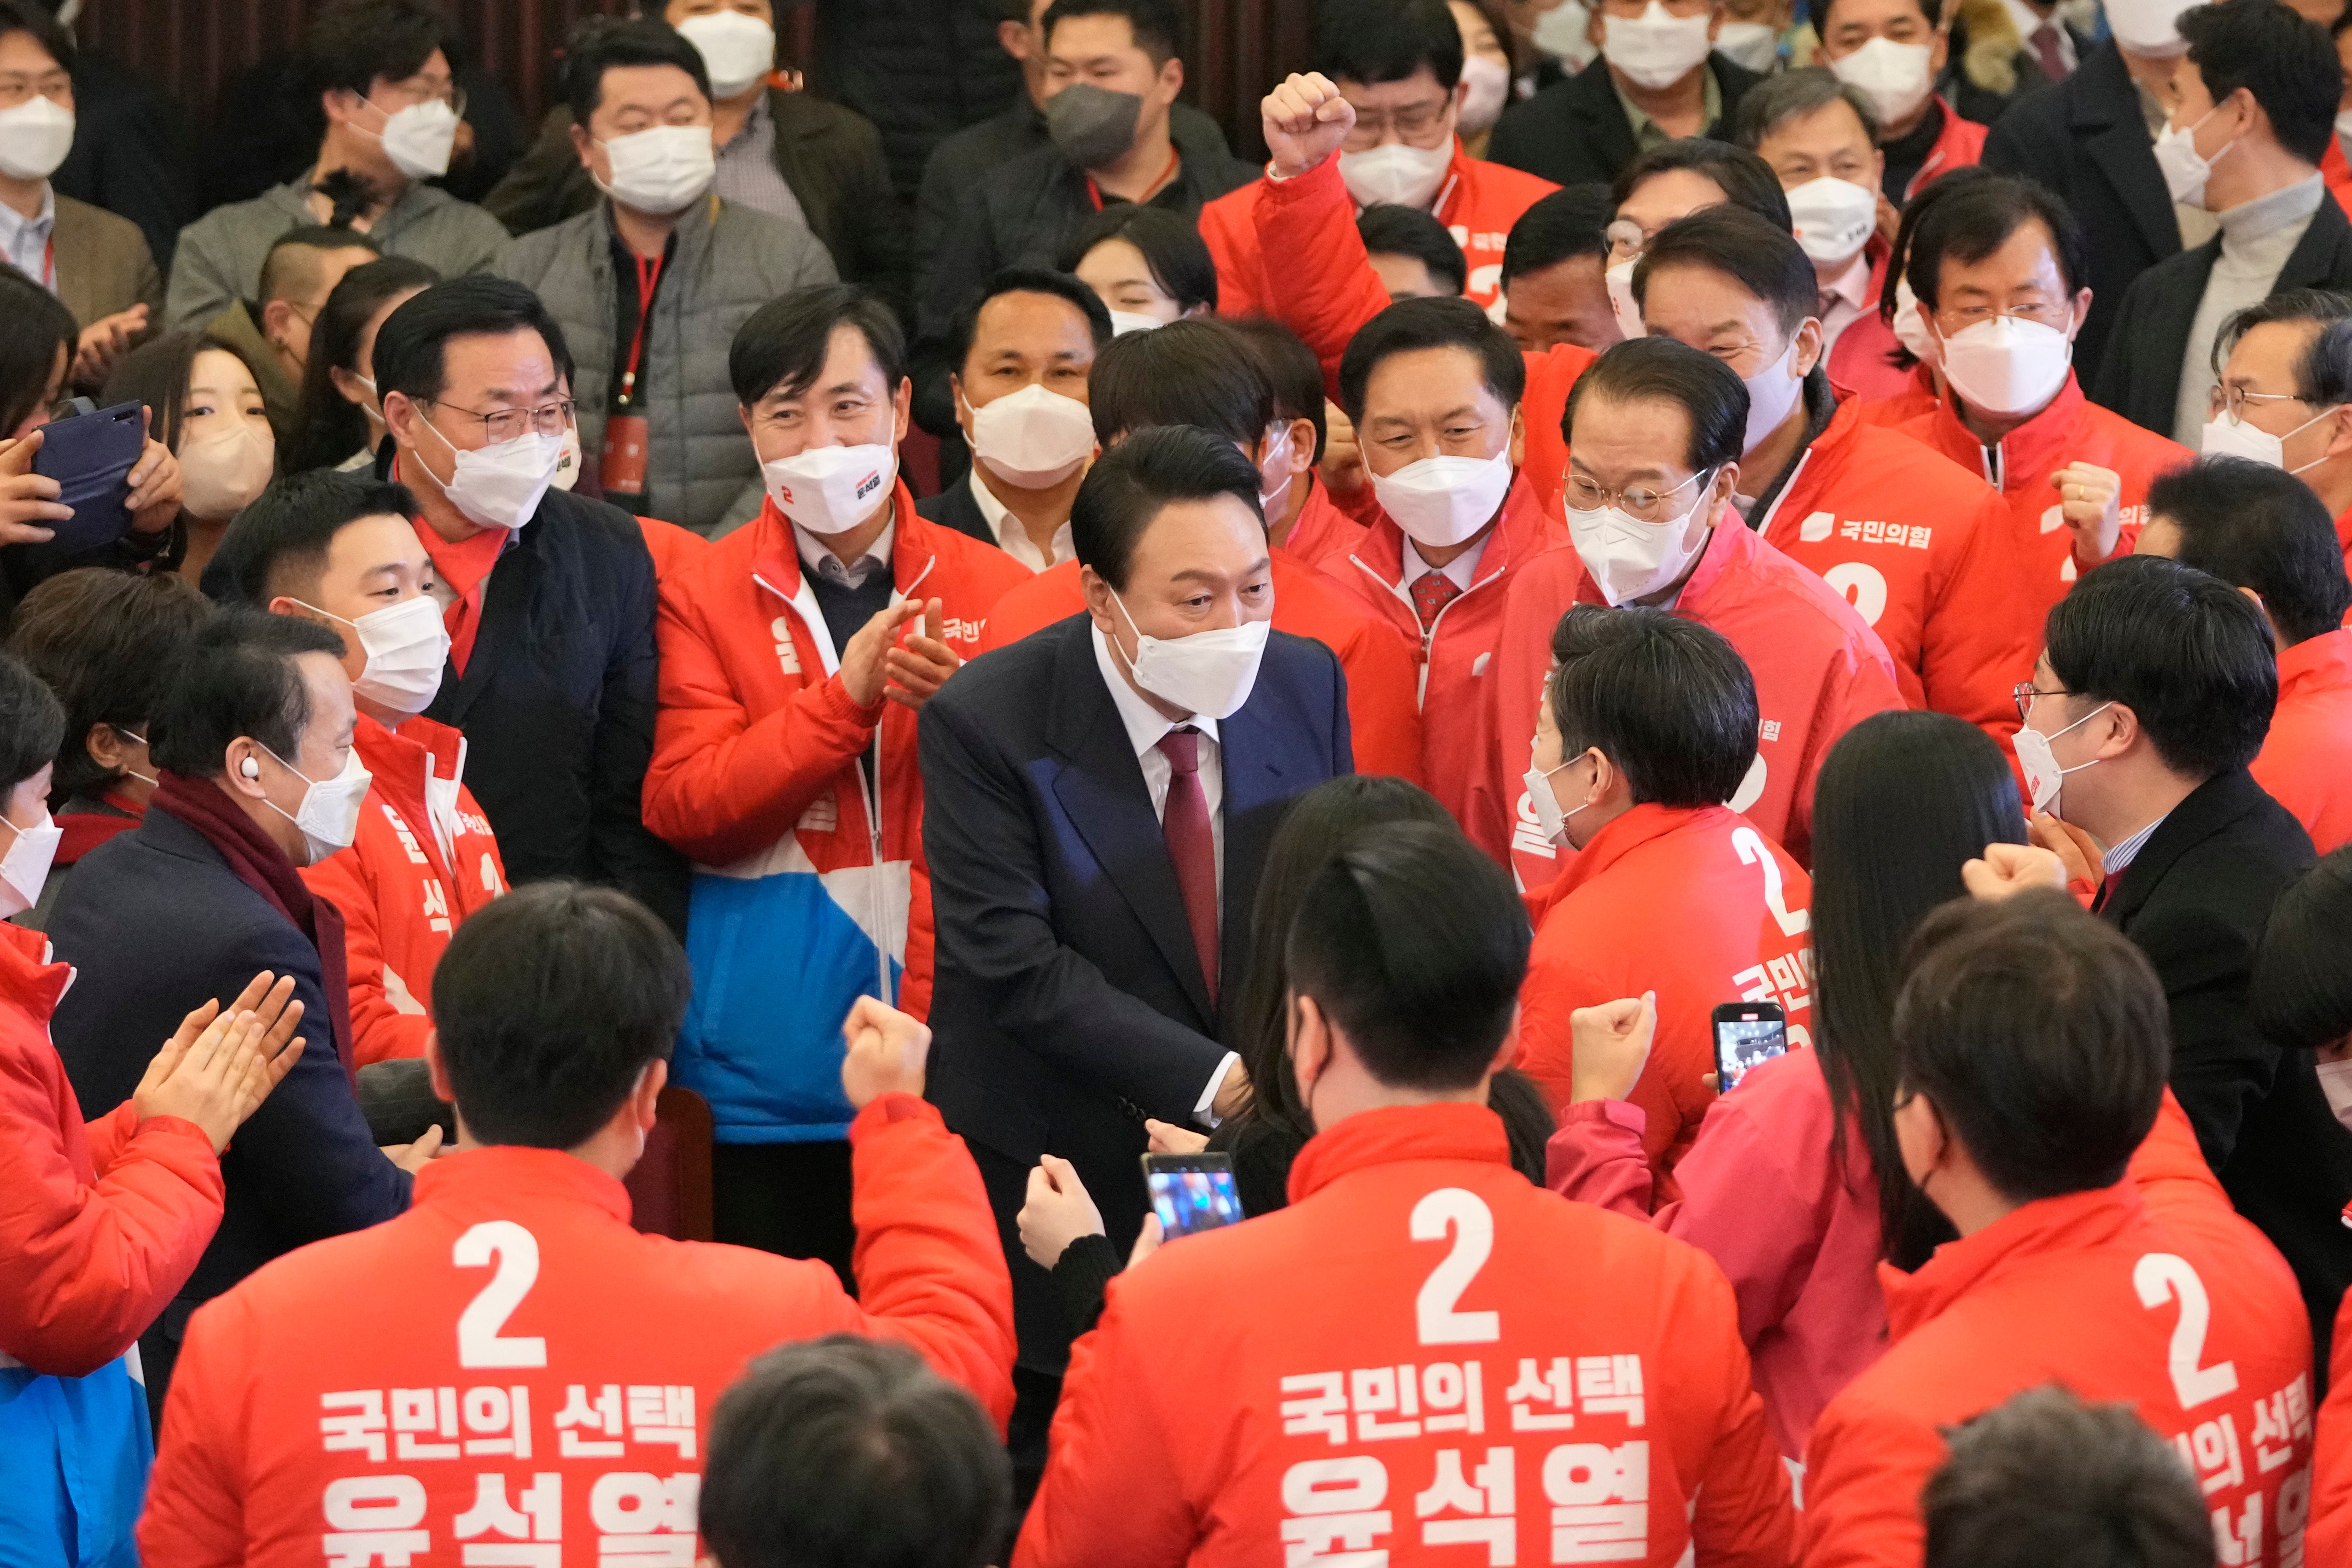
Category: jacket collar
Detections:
[
  {"x1": 2279, "y1": 627, "x2": 2352, "y2": 700},
  {"x1": 2101, "y1": 767, "x2": 2275, "y2": 929},
  {"x1": 414, "y1": 1142, "x2": 633, "y2": 1224},
  {"x1": 1926, "y1": 369, "x2": 2090, "y2": 490},
  {"x1": 1288, "y1": 1102, "x2": 1515, "y2": 1207},
  {"x1": 1351, "y1": 469, "x2": 1550, "y2": 591},
  {"x1": 2066, "y1": 42, "x2": 2181, "y2": 263},
  {"x1": 1552, "y1": 803, "x2": 1728, "y2": 898},
  {"x1": 1879, "y1": 1183, "x2": 2143, "y2": 1343},
  {"x1": 0, "y1": 919, "x2": 70, "y2": 1019},
  {"x1": 1581, "y1": 491, "x2": 1759, "y2": 610},
  {"x1": 750, "y1": 479, "x2": 938, "y2": 605}
]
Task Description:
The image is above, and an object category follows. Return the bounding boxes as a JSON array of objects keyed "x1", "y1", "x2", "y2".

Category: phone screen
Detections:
[
  {"x1": 1141, "y1": 1153, "x2": 1244, "y2": 1240},
  {"x1": 1713, "y1": 1009, "x2": 1788, "y2": 1092}
]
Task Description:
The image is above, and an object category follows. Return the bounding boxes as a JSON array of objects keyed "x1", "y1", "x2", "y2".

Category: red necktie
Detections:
[
  {"x1": 2030, "y1": 22, "x2": 2067, "y2": 81},
  {"x1": 1157, "y1": 727, "x2": 1219, "y2": 1004},
  {"x1": 1410, "y1": 569, "x2": 1462, "y2": 633}
]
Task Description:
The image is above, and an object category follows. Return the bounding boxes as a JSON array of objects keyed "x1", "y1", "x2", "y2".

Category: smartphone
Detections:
[
  {"x1": 30, "y1": 399, "x2": 143, "y2": 554},
  {"x1": 1712, "y1": 1002, "x2": 1788, "y2": 1092},
  {"x1": 1140, "y1": 1152, "x2": 1244, "y2": 1240}
]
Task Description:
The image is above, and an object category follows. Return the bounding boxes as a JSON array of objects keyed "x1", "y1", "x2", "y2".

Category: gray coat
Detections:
[
  {"x1": 496, "y1": 195, "x2": 836, "y2": 537},
  {"x1": 163, "y1": 178, "x2": 510, "y2": 332}
]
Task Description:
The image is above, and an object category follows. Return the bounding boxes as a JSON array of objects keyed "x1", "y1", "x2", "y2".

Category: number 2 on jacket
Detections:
[
  {"x1": 1413, "y1": 1189, "x2": 1500, "y2": 1346},
  {"x1": 455, "y1": 1220, "x2": 549, "y2": 1369},
  {"x1": 2135, "y1": 1252, "x2": 2240, "y2": 1411}
]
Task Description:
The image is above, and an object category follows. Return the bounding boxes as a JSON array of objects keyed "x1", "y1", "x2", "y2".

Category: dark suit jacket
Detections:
[
  {"x1": 1982, "y1": 41, "x2": 2177, "y2": 380},
  {"x1": 918, "y1": 613, "x2": 1351, "y2": 1369},
  {"x1": 2099, "y1": 768, "x2": 2345, "y2": 1350},
  {"x1": 913, "y1": 478, "x2": 995, "y2": 550},
  {"x1": 47, "y1": 804, "x2": 413, "y2": 1400},
  {"x1": 2092, "y1": 184, "x2": 2352, "y2": 436},
  {"x1": 1487, "y1": 54, "x2": 1763, "y2": 189}
]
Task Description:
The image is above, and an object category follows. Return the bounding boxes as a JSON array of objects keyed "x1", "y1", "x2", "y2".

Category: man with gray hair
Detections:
[{"x1": 2201, "y1": 287, "x2": 2352, "y2": 565}]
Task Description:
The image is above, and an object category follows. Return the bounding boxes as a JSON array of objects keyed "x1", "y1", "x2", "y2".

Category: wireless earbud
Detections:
[{"x1": 240, "y1": 756, "x2": 261, "y2": 780}]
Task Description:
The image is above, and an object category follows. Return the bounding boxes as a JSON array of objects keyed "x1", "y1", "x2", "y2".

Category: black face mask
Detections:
[{"x1": 1046, "y1": 82, "x2": 1144, "y2": 170}]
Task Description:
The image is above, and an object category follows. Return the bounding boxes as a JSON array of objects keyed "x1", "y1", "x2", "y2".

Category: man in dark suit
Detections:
[
  {"x1": 2089, "y1": 0, "x2": 2352, "y2": 443},
  {"x1": 2024, "y1": 555, "x2": 2337, "y2": 1350},
  {"x1": 1489, "y1": 0, "x2": 1764, "y2": 189},
  {"x1": 915, "y1": 268, "x2": 1111, "y2": 569},
  {"x1": 48, "y1": 610, "x2": 425, "y2": 1416},
  {"x1": 919, "y1": 424, "x2": 1351, "y2": 1487}
]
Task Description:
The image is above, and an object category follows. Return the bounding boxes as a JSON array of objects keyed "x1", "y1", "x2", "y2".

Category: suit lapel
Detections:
[
  {"x1": 2279, "y1": 195, "x2": 2351, "y2": 291},
  {"x1": 1215, "y1": 692, "x2": 1293, "y2": 1035},
  {"x1": 1044, "y1": 624, "x2": 1216, "y2": 1025},
  {"x1": 2077, "y1": 47, "x2": 2179, "y2": 263},
  {"x1": 1569, "y1": 70, "x2": 1638, "y2": 181},
  {"x1": 445, "y1": 524, "x2": 542, "y2": 727},
  {"x1": 2102, "y1": 769, "x2": 2256, "y2": 929}
]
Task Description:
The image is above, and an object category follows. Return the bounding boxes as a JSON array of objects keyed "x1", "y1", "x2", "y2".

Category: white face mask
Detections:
[
  {"x1": 1828, "y1": 37, "x2": 1934, "y2": 127},
  {"x1": 1458, "y1": 55, "x2": 1512, "y2": 135},
  {"x1": 675, "y1": 10, "x2": 777, "y2": 98},
  {"x1": 550, "y1": 421, "x2": 582, "y2": 492},
  {"x1": 2104, "y1": 0, "x2": 2197, "y2": 56},
  {"x1": 419, "y1": 420, "x2": 560, "y2": 531},
  {"x1": 1743, "y1": 337, "x2": 1805, "y2": 453},
  {"x1": 0, "y1": 807, "x2": 62, "y2": 921},
  {"x1": 2338, "y1": 109, "x2": 2352, "y2": 153},
  {"x1": 1372, "y1": 444, "x2": 1515, "y2": 548},
  {"x1": 967, "y1": 382, "x2": 1096, "y2": 489},
  {"x1": 1938, "y1": 315, "x2": 2072, "y2": 417},
  {"x1": 1605, "y1": 258, "x2": 1645, "y2": 340},
  {"x1": 1341, "y1": 139, "x2": 1454, "y2": 210},
  {"x1": 1892, "y1": 277, "x2": 1938, "y2": 364},
  {"x1": 367, "y1": 97, "x2": 460, "y2": 181},
  {"x1": 299, "y1": 594, "x2": 450, "y2": 718},
  {"x1": 1566, "y1": 467, "x2": 1717, "y2": 606},
  {"x1": 1523, "y1": 752, "x2": 1593, "y2": 845},
  {"x1": 1532, "y1": 0, "x2": 1599, "y2": 66},
  {"x1": 2317, "y1": 1058, "x2": 2352, "y2": 1131},
  {"x1": 597, "y1": 124, "x2": 718, "y2": 216},
  {"x1": 1257, "y1": 425, "x2": 1296, "y2": 518},
  {"x1": 114, "y1": 727, "x2": 158, "y2": 790},
  {"x1": 1602, "y1": 2, "x2": 1715, "y2": 89},
  {"x1": 1712, "y1": 20, "x2": 1781, "y2": 71},
  {"x1": 1108, "y1": 586, "x2": 1271, "y2": 720},
  {"x1": 2013, "y1": 699, "x2": 2111, "y2": 816},
  {"x1": 1786, "y1": 177, "x2": 1877, "y2": 266},
  {"x1": 1107, "y1": 309, "x2": 1163, "y2": 337},
  {"x1": 257, "y1": 744, "x2": 374, "y2": 867},
  {"x1": 180, "y1": 421, "x2": 277, "y2": 522},
  {"x1": 762, "y1": 442, "x2": 897, "y2": 535},
  {"x1": 0, "y1": 95, "x2": 75, "y2": 181},
  {"x1": 2154, "y1": 104, "x2": 2236, "y2": 210},
  {"x1": 2200, "y1": 404, "x2": 2342, "y2": 472}
]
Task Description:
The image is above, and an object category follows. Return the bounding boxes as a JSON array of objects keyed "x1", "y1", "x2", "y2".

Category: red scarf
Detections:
[
  {"x1": 154, "y1": 770, "x2": 356, "y2": 1077},
  {"x1": 55, "y1": 793, "x2": 144, "y2": 868}
]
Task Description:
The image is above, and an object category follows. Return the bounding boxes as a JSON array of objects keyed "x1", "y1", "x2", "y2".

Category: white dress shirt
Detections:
[
  {"x1": 2102, "y1": 811, "x2": 2170, "y2": 876},
  {"x1": 0, "y1": 183, "x2": 57, "y2": 291},
  {"x1": 794, "y1": 519, "x2": 895, "y2": 588},
  {"x1": 1090, "y1": 621, "x2": 1239, "y2": 1123},
  {"x1": 1816, "y1": 248, "x2": 1874, "y2": 355},
  {"x1": 969, "y1": 467, "x2": 1074, "y2": 573},
  {"x1": 2002, "y1": 0, "x2": 2077, "y2": 75},
  {"x1": 1400, "y1": 530, "x2": 1488, "y2": 596}
]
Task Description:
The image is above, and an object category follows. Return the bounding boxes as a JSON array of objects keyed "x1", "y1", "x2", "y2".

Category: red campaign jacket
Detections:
[
  {"x1": 1905, "y1": 98, "x2": 1987, "y2": 199},
  {"x1": 1748, "y1": 400, "x2": 2034, "y2": 741},
  {"x1": 1307, "y1": 471, "x2": 1565, "y2": 842},
  {"x1": 2326, "y1": 137, "x2": 2352, "y2": 222},
  {"x1": 302, "y1": 714, "x2": 508, "y2": 1068},
  {"x1": 2312, "y1": 1283, "x2": 2352, "y2": 1564},
  {"x1": 1205, "y1": 142, "x2": 1558, "y2": 313},
  {"x1": 643, "y1": 484, "x2": 1033, "y2": 1022},
  {"x1": 0, "y1": 921, "x2": 223, "y2": 1376},
  {"x1": 1823, "y1": 243, "x2": 1906, "y2": 404},
  {"x1": 1478, "y1": 519, "x2": 1904, "y2": 882},
  {"x1": 2251, "y1": 628, "x2": 2352, "y2": 855},
  {"x1": 1016, "y1": 1101, "x2": 1795, "y2": 1568},
  {"x1": 979, "y1": 548, "x2": 1426, "y2": 784},
  {"x1": 1283, "y1": 474, "x2": 1370, "y2": 566},
  {"x1": 1893, "y1": 372, "x2": 2192, "y2": 667},
  {"x1": 1801, "y1": 1101, "x2": 2314, "y2": 1568},
  {"x1": 1515, "y1": 804, "x2": 1813, "y2": 1186},
  {"x1": 139, "y1": 1096, "x2": 1016, "y2": 1568},
  {"x1": 2334, "y1": 501, "x2": 2352, "y2": 577},
  {"x1": 1850, "y1": 364, "x2": 1943, "y2": 429}
]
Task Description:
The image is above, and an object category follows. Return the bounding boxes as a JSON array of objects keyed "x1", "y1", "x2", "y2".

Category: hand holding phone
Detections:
[
  {"x1": 29, "y1": 400, "x2": 144, "y2": 554},
  {"x1": 0, "y1": 430, "x2": 73, "y2": 547},
  {"x1": 1711, "y1": 1003, "x2": 1788, "y2": 1093},
  {"x1": 1140, "y1": 1152, "x2": 1243, "y2": 1240}
]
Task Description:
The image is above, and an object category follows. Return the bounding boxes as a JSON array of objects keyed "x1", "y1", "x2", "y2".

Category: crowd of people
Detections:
[{"x1": 5, "y1": 0, "x2": 2352, "y2": 1562}]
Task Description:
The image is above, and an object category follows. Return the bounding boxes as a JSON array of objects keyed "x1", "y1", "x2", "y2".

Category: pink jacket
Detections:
[{"x1": 1547, "y1": 1048, "x2": 1886, "y2": 1461}]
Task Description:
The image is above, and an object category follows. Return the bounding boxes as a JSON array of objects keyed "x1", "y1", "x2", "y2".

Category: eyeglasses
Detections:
[
  {"x1": 1604, "y1": 219, "x2": 1650, "y2": 264},
  {"x1": 1342, "y1": 101, "x2": 1452, "y2": 144},
  {"x1": 2206, "y1": 382, "x2": 2309, "y2": 422},
  {"x1": 1933, "y1": 301, "x2": 2072, "y2": 332},
  {"x1": 1563, "y1": 466, "x2": 1711, "y2": 524},
  {"x1": 2012, "y1": 680, "x2": 2067, "y2": 723},
  {"x1": 427, "y1": 397, "x2": 575, "y2": 445}
]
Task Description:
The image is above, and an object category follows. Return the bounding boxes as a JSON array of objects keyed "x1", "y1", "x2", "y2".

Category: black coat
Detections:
[
  {"x1": 807, "y1": 0, "x2": 1027, "y2": 200},
  {"x1": 47, "y1": 804, "x2": 413, "y2": 1404},
  {"x1": 1486, "y1": 53, "x2": 1764, "y2": 189},
  {"x1": 2098, "y1": 768, "x2": 2346, "y2": 1354},
  {"x1": 406, "y1": 482, "x2": 688, "y2": 933},
  {"x1": 912, "y1": 478, "x2": 996, "y2": 551},
  {"x1": 917, "y1": 614, "x2": 1350, "y2": 1371},
  {"x1": 1982, "y1": 42, "x2": 2177, "y2": 383},
  {"x1": 2092, "y1": 190, "x2": 2352, "y2": 437}
]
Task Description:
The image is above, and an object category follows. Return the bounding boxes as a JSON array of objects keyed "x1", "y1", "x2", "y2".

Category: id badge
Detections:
[{"x1": 600, "y1": 412, "x2": 650, "y2": 495}]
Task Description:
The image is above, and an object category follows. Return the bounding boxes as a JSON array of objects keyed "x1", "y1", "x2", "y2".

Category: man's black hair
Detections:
[
  {"x1": 730, "y1": 284, "x2": 907, "y2": 406},
  {"x1": 1359, "y1": 203, "x2": 1469, "y2": 296},
  {"x1": 1565, "y1": 335, "x2": 1749, "y2": 472},
  {"x1": 1815, "y1": 0, "x2": 1942, "y2": 30},
  {"x1": 1228, "y1": 315, "x2": 1329, "y2": 464},
  {"x1": 2253, "y1": 845, "x2": 2352, "y2": 1051},
  {"x1": 1056, "y1": 204, "x2": 1220, "y2": 314},
  {"x1": 701, "y1": 1336, "x2": 1011, "y2": 1568},
  {"x1": 0, "y1": 0, "x2": 74, "y2": 74},
  {"x1": 210, "y1": 470, "x2": 422, "y2": 610},
  {"x1": 305, "y1": 0, "x2": 460, "y2": 100},
  {"x1": 1895, "y1": 891, "x2": 2170, "y2": 1204},
  {"x1": 2043, "y1": 554, "x2": 2277, "y2": 781},
  {"x1": 1069, "y1": 423, "x2": 1263, "y2": 592},
  {"x1": 1734, "y1": 64, "x2": 1880, "y2": 147},
  {"x1": 1287, "y1": 819, "x2": 1530, "y2": 1092},
  {"x1": 2147, "y1": 456, "x2": 2352, "y2": 647},
  {"x1": 257, "y1": 226, "x2": 383, "y2": 310},
  {"x1": 1903, "y1": 173, "x2": 2088, "y2": 311},
  {"x1": 1609, "y1": 140, "x2": 1794, "y2": 233},
  {"x1": 149, "y1": 609, "x2": 347, "y2": 779},
  {"x1": 948, "y1": 267, "x2": 1113, "y2": 381},
  {"x1": 1040, "y1": 0, "x2": 1186, "y2": 66},
  {"x1": 1313, "y1": 0, "x2": 1466, "y2": 92},
  {"x1": 1634, "y1": 206, "x2": 1818, "y2": 341},
  {"x1": 2213, "y1": 286, "x2": 2352, "y2": 394},
  {"x1": 1336, "y1": 294, "x2": 1526, "y2": 423},
  {"x1": 1547, "y1": 606, "x2": 1758, "y2": 808},
  {"x1": 1501, "y1": 184, "x2": 1614, "y2": 285},
  {"x1": 1087, "y1": 318, "x2": 1274, "y2": 446},
  {"x1": 562, "y1": 14, "x2": 713, "y2": 130},
  {"x1": 432, "y1": 881, "x2": 693, "y2": 1149},
  {"x1": 7, "y1": 571, "x2": 212, "y2": 803},
  {"x1": 372, "y1": 276, "x2": 577, "y2": 407},
  {"x1": 2180, "y1": 0, "x2": 2340, "y2": 167},
  {"x1": 0, "y1": 650, "x2": 64, "y2": 796}
]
